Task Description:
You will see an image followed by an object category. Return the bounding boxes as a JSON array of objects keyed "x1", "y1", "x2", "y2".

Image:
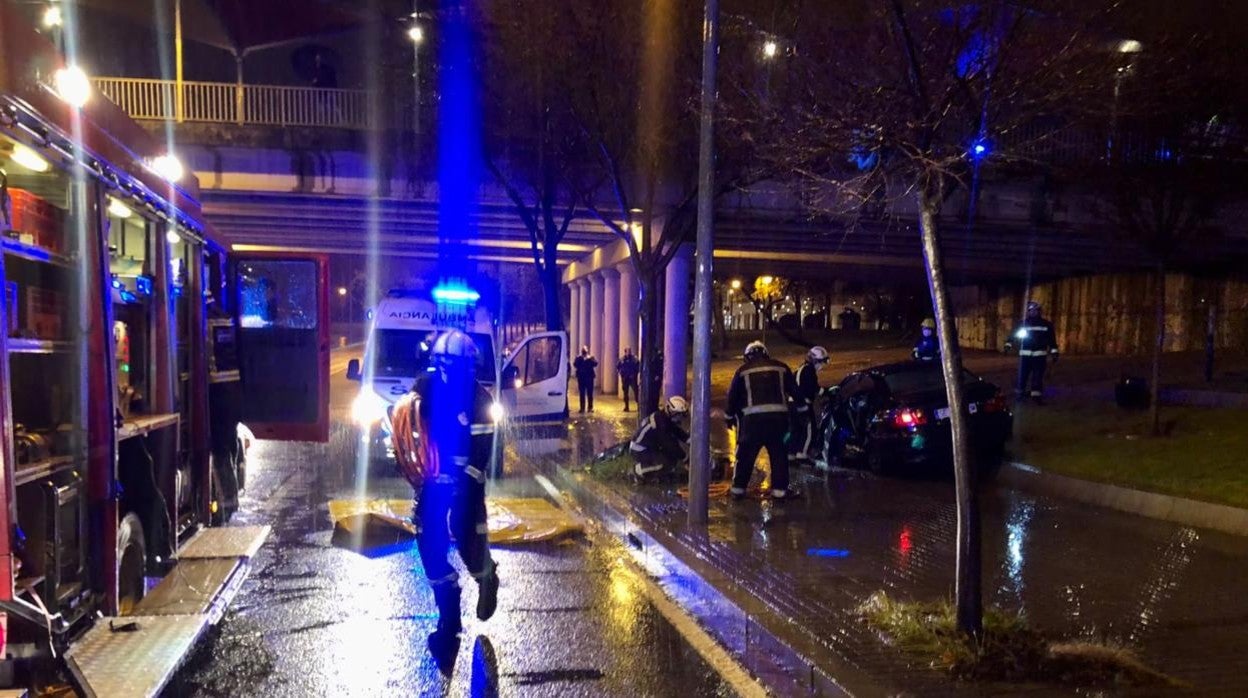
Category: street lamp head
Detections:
[
  {"x1": 408, "y1": 24, "x2": 425, "y2": 44},
  {"x1": 730, "y1": 279, "x2": 742, "y2": 290},
  {"x1": 762, "y1": 40, "x2": 778, "y2": 59},
  {"x1": 338, "y1": 286, "x2": 348, "y2": 297},
  {"x1": 54, "y1": 66, "x2": 91, "y2": 108},
  {"x1": 42, "y1": 4, "x2": 63, "y2": 29}
]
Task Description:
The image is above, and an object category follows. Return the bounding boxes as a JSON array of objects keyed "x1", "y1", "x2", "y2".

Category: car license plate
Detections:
[{"x1": 935, "y1": 404, "x2": 976, "y2": 421}]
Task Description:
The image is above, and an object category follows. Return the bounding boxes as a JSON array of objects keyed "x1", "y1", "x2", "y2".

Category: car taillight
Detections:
[
  {"x1": 892, "y1": 408, "x2": 927, "y2": 429},
  {"x1": 983, "y1": 393, "x2": 1008, "y2": 413}
]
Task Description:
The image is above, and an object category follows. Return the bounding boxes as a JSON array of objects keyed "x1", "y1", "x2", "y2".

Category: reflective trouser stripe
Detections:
[
  {"x1": 742, "y1": 404, "x2": 788, "y2": 415},
  {"x1": 1018, "y1": 350, "x2": 1051, "y2": 357}
]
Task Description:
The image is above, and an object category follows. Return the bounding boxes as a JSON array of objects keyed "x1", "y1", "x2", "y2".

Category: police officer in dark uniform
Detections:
[
  {"x1": 617, "y1": 348, "x2": 640, "y2": 412},
  {"x1": 630, "y1": 396, "x2": 690, "y2": 482},
  {"x1": 398, "y1": 330, "x2": 501, "y2": 667},
  {"x1": 912, "y1": 318, "x2": 940, "y2": 361},
  {"x1": 726, "y1": 341, "x2": 802, "y2": 500},
  {"x1": 1005, "y1": 301, "x2": 1059, "y2": 402},
  {"x1": 791, "y1": 345, "x2": 829, "y2": 465}
]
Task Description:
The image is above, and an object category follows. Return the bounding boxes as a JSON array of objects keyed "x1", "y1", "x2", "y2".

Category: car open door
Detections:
[
  {"x1": 500, "y1": 331, "x2": 568, "y2": 424},
  {"x1": 231, "y1": 253, "x2": 330, "y2": 442}
]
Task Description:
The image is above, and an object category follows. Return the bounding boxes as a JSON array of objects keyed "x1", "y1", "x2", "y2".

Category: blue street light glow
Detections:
[
  {"x1": 970, "y1": 139, "x2": 991, "y2": 160},
  {"x1": 807, "y1": 548, "x2": 851, "y2": 558},
  {"x1": 1015, "y1": 328, "x2": 1029, "y2": 340}
]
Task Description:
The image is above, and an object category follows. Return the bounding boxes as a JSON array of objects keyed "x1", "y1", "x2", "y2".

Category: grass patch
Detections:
[
  {"x1": 1009, "y1": 402, "x2": 1248, "y2": 509},
  {"x1": 858, "y1": 592, "x2": 1176, "y2": 688},
  {"x1": 582, "y1": 444, "x2": 635, "y2": 483}
]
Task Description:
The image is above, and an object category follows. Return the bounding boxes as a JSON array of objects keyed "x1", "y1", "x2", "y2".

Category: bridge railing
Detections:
[{"x1": 92, "y1": 77, "x2": 374, "y2": 130}]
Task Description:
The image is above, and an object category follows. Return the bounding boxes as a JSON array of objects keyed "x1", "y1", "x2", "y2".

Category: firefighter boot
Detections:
[
  {"x1": 427, "y1": 581, "x2": 463, "y2": 674},
  {"x1": 476, "y1": 565, "x2": 500, "y2": 621}
]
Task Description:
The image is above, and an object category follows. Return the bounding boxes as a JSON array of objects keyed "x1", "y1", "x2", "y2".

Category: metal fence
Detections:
[{"x1": 92, "y1": 77, "x2": 373, "y2": 130}]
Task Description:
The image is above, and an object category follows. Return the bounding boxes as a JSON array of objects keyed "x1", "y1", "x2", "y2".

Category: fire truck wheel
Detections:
[{"x1": 117, "y1": 513, "x2": 147, "y2": 616}]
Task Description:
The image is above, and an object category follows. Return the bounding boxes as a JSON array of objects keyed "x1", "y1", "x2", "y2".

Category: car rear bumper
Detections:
[{"x1": 874, "y1": 413, "x2": 1012, "y2": 466}]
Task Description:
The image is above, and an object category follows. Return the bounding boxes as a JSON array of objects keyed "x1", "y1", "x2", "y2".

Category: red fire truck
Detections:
[{"x1": 0, "y1": 6, "x2": 329, "y2": 695}]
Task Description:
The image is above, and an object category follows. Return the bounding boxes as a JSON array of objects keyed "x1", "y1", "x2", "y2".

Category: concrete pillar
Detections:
[
  {"x1": 577, "y1": 278, "x2": 592, "y2": 357},
  {"x1": 663, "y1": 246, "x2": 693, "y2": 400},
  {"x1": 589, "y1": 273, "x2": 605, "y2": 389},
  {"x1": 601, "y1": 269, "x2": 620, "y2": 395},
  {"x1": 569, "y1": 281, "x2": 582, "y2": 353},
  {"x1": 618, "y1": 263, "x2": 639, "y2": 358}
]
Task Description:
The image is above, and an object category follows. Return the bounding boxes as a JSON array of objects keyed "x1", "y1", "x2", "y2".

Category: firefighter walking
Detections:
[
  {"x1": 390, "y1": 330, "x2": 501, "y2": 669},
  {"x1": 726, "y1": 341, "x2": 802, "y2": 500},
  {"x1": 791, "y1": 346, "x2": 829, "y2": 466},
  {"x1": 912, "y1": 318, "x2": 940, "y2": 361},
  {"x1": 1005, "y1": 301, "x2": 1060, "y2": 402}
]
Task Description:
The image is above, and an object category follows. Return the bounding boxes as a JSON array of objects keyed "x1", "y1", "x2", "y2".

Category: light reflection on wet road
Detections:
[{"x1": 167, "y1": 376, "x2": 737, "y2": 697}]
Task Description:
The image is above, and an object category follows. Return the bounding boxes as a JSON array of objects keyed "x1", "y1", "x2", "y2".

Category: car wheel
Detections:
[
  {"x1": 866, "y1": 442, "x2": 891, "y2": 477},
  {"x1": 117, "y1": 513, "x2": 146, "y2": 616}
]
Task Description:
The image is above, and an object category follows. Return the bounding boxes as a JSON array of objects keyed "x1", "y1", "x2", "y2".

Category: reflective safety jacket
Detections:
[
  {"x1": 1005, "y1": 317, "x2": 1059, "y2": 357},
  {"x1": 630, "y1": 410, "x2": 689, "y2": 455},
  {"x1": 793, "y1": 362, "x2": 821, "y2": 413},
  {"x1": 912, "y1": 335, "x2": 940, "y2": 361},
  {"x1": 727, "y1": 356, "x2": 798, "y2": 422},
  {"x1": 412, "y1": 373, "x2": 496, "y2": 484}
]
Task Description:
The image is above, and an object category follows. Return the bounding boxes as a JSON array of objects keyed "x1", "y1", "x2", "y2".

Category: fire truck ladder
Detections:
[{"x1": 63, "y1": 525, "x2": 269, "y2": 698}]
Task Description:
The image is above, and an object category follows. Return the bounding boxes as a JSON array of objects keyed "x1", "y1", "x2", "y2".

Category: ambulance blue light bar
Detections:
[{"x1": 431, "y1": 285, "x2": 480, "y2": 303}]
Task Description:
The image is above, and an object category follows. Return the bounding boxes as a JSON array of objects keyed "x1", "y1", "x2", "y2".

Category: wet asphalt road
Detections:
[{"x1": 166, "y1": 371, "x2": 737, "y2": 697}]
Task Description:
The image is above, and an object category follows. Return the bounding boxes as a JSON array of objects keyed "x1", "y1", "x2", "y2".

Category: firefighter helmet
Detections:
[
  {"x1": 744, "y1": 341, "x2": 768, "y2": 359},
  {"x1": 1026, "y1": 301, "x2": 1041, "y2": 313},
  {"x1": 921, "y1": 318, "x2": 936, "y2": 330},
  {"x1": 807, "y1": 346, "x2": 829, "y2": 363},
  {"x1": 431, "y1": 330, "x2": 478, "y2": 363},
  {"x1": 664, "y1": 395, "x2": 689, "y2": 416}
]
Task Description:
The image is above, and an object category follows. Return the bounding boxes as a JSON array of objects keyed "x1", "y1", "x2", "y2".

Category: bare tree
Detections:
[
  {"x1": 1085, "y1": 14, "x2": 1244, "y2": 436},
  {"x1": 732, "y1": 0, "x2": 1120, "y2": 635}
]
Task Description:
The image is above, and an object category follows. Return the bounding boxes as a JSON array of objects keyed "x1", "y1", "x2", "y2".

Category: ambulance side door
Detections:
[
  {"x1": 230, "y1": 253, "x2": 330, "y2": 442},
  {"x1": 500, "y1": 331, "x2": 568, "y2": 423}
]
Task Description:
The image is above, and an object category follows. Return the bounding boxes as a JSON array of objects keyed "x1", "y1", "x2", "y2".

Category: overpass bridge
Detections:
[{"x1": 95, "y1": 76, "x2": 1248, "y2": 400}]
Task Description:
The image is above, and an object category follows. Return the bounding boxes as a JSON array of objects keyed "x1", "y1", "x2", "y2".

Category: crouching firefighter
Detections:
[
  {"x1": 390, "y1": 330, "x2": 500, "y2": 668},
  {"x1": 726, "y1": 341, "x2": 802, "y2": 501},
  {"x1": 630, "y1": 396, "x2": 690, "y2": 482}
]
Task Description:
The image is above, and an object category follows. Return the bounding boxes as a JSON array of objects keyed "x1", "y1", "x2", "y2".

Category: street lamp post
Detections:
[{"x1": 689, "y1": 0, "x2": 720, "y2": 525}]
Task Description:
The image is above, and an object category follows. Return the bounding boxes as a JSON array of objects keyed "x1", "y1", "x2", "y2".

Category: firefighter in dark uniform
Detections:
[
  {"x1": 393, "y1": 330, "x2": 501, "y2": 669},
  {"x1": 726, "y1": 341, "x2": 802, "y2": 500},
  {"x1": 791, "y1": 346, "x2": 829, "y2": 466},
  {"x1": 630, "y1": 396, "x2": 690, "y2": 482},
  {"x1": 912, "y1": 318, "x2": 940, "y2": 361},
  {"x1": 1005, "y1": 301, "x2": 1059, "y2": 401}
]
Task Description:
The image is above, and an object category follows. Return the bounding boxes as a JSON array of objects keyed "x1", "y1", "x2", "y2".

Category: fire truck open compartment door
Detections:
[{"x1": 231, "y1": 254, "x2": 329, "y2": 442}]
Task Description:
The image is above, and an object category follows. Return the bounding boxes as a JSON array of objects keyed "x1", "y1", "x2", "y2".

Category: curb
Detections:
[
  {"x1": 998, "y1": 462, "x2": 1248, "y2": 537},
  {"x1": 544, "y1": 465, "x2": 892, "y2": 698}
]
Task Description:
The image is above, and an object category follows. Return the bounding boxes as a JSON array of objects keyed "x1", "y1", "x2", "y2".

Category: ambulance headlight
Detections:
[
  {"x1": 489, "y1": 401, "x2": 506, "y2": 423},
  {"x1": 352, "y1": 389, "x2": 389, "y2": 426}
]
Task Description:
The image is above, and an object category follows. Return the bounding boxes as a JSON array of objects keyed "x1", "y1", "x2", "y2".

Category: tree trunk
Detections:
[
  {"x1": 918, "y1": 188, "x2": 982, "y2": 638},
  {"x1": 540, "y1": 258, "x2": 564, "y2": 332},
  {"x1": 637, "y1": 268, "x2": 664, "y2": 418},
  {"x1": 1205, "y1": 302, "x2": 1216, "y2": 383},
  {"x1": 1150, "y1": 264, "x2": 1165, "y2": 436}
]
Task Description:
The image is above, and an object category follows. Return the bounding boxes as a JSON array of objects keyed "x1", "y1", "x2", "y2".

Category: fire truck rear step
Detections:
[
  {"x1": 63, "y1": 525, "x2": 270, "y2": 697},
  {"x1": 177, "y1": 525, "x2": 270, "y2": 559}
]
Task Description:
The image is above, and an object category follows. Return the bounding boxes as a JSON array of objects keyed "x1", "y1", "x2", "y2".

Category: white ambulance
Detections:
[{"x1": 347, "y1": 289, "x2": 568, "y2": 462}]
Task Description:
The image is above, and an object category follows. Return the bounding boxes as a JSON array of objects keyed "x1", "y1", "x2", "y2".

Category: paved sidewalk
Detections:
[{"x1": 546, "y1": 413, "x2": 1248, "y2": 696}]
